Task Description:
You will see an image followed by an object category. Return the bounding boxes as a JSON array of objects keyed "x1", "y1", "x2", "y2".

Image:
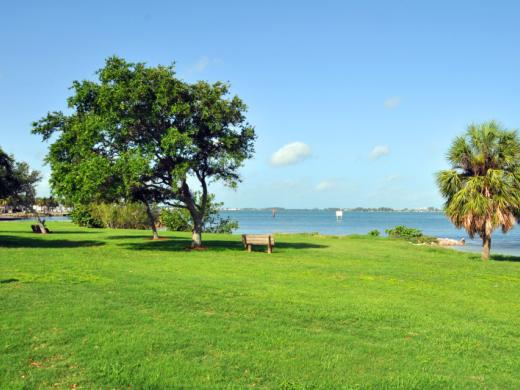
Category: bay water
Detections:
[{"x1": 221, "y1": 210, "x2": 520, "y2": 257}]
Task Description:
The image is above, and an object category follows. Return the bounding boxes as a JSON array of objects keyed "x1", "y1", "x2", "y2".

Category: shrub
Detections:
[
  {"x1": 385, "y1": 225, "x2": 437, "y2": 244},
  {"x1": 160, "y1": 195, "x2": 238, "y2": 234},
  {"x1": 205, "y1": 214, "x2": 239, "y2": 234},
  {"x1": 71, "y1": 202, "x2": 158, "y2": 229},
  {"x1": 91, "y1": 202, "x2": 157, "y2": 229},
  {"x1": 385, "y1": 225, "x2": 423, "y2": 239},
  {"x1": 368, "y1": 229, "x2": 380, "y2": 237},
  {"x1": 70, "y1": 204, "x2": 103, "y2": 228},
  {"x1": 160, "y1": 208, "x2": 192, "y2": 232},
  {"x1": 160, "y1": 207, "x2": 238, "y2": 234}
]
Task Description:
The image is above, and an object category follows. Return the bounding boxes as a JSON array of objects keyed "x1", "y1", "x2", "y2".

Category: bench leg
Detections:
[
  {"x1": 248, "y1": 244, "x2": 252, "y2": 252},
  {"x1": 267, "y1": 243, "x2": 272, "y2": 254}
]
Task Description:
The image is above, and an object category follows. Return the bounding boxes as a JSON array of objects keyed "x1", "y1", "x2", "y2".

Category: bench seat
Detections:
[{"x1": 242, "y1": 234, "x2": 275, "y2": 253}]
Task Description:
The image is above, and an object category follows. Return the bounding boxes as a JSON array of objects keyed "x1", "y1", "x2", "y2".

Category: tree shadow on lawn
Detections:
[
  {"x1": 0, "y1": 235, "x2": 105, "y2": 249},
  {"x1": 490, "y1": 254, "x2": 520, "y2": 262},
  {"x1": 1, "y1": 278, "x2": 19, "y2": 284},
  {"x1": 119, "y1": 238, "x2": 328, "y2": 252},
  {"x1": 105, "y1": 234, "x2": 186, "y2": 240},
  {"x1": 0, "y1": 230, "x2": 99, "y2": 235}
]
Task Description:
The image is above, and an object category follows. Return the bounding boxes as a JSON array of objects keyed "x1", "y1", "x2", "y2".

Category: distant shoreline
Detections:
[
  {"x1": 221, "y1": 208, "x2": 443, "y2": 213},
  {"x1": 0, "y1": 212, "x2": 70, "y2": 221},
  {"x1": 0, "y1": 209, "x2": 443, "y2": 219}
]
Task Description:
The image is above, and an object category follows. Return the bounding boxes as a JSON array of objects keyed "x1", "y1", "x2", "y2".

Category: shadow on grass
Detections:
[
  {"x1": 0, "y1": 235, "x2": 105, "y2": 249},
  {"x1": 105, "y1": 234, "x2": 185, "y2": 240},
  {"x1": 120, "y1": 238, "x2": 328, "y2": 252},
  {"x1": 490, "y1": 254, "x2": 520, "y2": 262},
  {"x1": 1, "y1": 278, "x2": 19, "y2": 284},
  {"x1": 0, "y1": 230, "x2": 99, "y2": 235}
]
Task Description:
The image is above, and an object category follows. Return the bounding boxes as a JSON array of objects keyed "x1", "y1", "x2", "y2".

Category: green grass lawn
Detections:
[{"x1": 1, "y1": 222, "x2": 520, "y2": 389}]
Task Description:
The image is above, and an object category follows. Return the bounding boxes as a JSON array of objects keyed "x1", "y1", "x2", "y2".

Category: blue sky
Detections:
[{"x1": 1, "y1": 1, "x2": 520, "y2": 208}]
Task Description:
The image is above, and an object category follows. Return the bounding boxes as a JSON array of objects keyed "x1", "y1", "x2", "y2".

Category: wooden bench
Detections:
[{"x1": 242, "y1": 234, "x2": 275, "y2": 253}]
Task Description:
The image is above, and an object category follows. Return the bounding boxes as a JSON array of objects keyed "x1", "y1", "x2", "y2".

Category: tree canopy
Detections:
[
  {"x1": 32, "y1": 56, "x2": 255, "y2": 245},
  {"x1": 437, "y1": 121, "x2": 520, "y2": 260},
  {"x1": 0, "y1": 147, "x2": 41, "y2": 209}
]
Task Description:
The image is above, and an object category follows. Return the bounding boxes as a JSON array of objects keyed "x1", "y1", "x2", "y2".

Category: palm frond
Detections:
[{"x1": 438, "y1": 121, "x2": 520, "y2": 244}]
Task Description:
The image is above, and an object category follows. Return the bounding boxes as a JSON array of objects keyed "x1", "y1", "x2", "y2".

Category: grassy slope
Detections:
[{"x1": 1, "y1": 222, "x2": 520, "y2": 389}]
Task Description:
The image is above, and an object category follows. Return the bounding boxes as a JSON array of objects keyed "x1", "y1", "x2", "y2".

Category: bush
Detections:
[
  {"x1": 92, "y1": 202, "x2": 157, "y2": 229},
  {"x1": 385, "y1": 225, "x2": 436, "y2": 243},
  {"x1": 368, "y1": 229, "x2": 380, "y2": 237},
  {"x1": 160, "y1": 207, "x2": 192, "y2": 232},
  {"x1": 71, "y1": 202, "x2": 158, "y2": 229},
  {"x1": 160, "y1": 195, "x2": 238, "y2": 234},
  {"x1": 385, "y1": 225, "x2": 423, "y2": 239},
  {"x1": 160, "y1": 207, "x2": 239, "y2": 234},
  {"x1": 205, "y1": 214, "x2": 239, "y2": 234},
  {"x1": 70, "y1": 204, "x2": 103, "y2": 228}
]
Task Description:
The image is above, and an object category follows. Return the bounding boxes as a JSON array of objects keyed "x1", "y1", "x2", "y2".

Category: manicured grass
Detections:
[{"x1": 1, "y1": 222, "x2": 520, "y2": 389}]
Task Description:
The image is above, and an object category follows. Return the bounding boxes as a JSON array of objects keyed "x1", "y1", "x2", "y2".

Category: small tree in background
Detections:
[
  {"x1": 0, "y1": 147, "x2": 20, "y2": 199},
  {"x1": 437, "y1": 121, "x2": 520, "y2": 260},
  {"x1": 33, "y1": 56, "x2": 255, "y2": 246},
  {"x1": 0, "y1": 147, "x2": 43, "y2": 231}
]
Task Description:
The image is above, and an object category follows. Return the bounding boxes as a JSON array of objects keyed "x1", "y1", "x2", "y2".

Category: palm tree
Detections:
[{"x1": 437, "y1": 121, "x2": 520, "y2": 260}]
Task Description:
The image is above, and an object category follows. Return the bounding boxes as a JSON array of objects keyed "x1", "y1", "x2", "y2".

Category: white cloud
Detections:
[
  {"x1": 190, "y1": 56, "x2": 222, "y2": 73},
  {"x1": 384, "y1": 96, "x2": 401, "y2": 109},
  {"x1": 194, "y1": 56, "x2": 210, "y2": 72},
  {"x1": 270, "y1": 142, "x2": 311, "y2": 166},
  {"x1": 315, "y1": 180, "x2": 338, "y2": 191},
  {"x1": 369, "y1": 145, "x2": 390, "y2": 160},
  {"x1": 386, "y1": 174, "x2": 401, "y2": 182}
]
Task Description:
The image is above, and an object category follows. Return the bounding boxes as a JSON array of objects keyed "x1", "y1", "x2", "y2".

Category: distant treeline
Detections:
[
  {"x1": 346, "y1": 207, "x2": 441, "y2": 213},
  {"x1": 222, "y1": 207, "x2": 442, "y2": 212}
]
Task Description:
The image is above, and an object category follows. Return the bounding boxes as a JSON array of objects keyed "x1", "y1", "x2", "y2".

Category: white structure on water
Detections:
[{"x1": 335, "y1": 209, "x2": 343, "y2": 220}]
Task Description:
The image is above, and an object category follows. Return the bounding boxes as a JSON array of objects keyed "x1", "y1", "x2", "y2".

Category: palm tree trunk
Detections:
[{"x1": 482, "y1": 235, "x2": 491, "y2": 261}]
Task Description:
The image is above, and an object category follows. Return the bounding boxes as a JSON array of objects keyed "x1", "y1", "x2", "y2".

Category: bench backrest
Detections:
[{"x1": 242, "y1": 234, "x2": 275, "y2": 245}]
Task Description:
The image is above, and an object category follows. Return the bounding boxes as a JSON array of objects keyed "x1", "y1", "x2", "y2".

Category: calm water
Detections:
[
  {"x1": 7, "y1": 211, "x2": 520, "y2": 256},
  {"x1": 221, "y1": 210, "x2": 520, "y2": 256}
]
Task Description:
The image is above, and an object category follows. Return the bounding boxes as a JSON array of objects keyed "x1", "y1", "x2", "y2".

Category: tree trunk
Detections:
[
  {"x1": 144, "y1": 201, "x2": 159, "y2": 240},
  {"x1": 482, "y1": 235, "x2": 491, "y2": 261},
  {"x1": 192, "y1": 219, "x2": 203, "y2": 248},
  {"x1": 179, "y1": 178, "x2": 205, "y2": 248}
]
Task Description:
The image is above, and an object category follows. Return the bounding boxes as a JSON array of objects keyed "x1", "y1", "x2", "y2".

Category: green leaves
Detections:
[
  {"x1": 446, "y1": 121, "x2": 520, "y2": 174},
  {"x1": 160, "y1": 127, "x2": 191, "y2": 156},
  {"x1": 0, "y1": 149, "x2": 40, "y2": 208},
  {"x1": 436, "y1": 170, "x2": 462, "y2": 199},
  {"x1": 31, "y1": 112, "x2": 67, "y2": 141},
  {"x1": 438, "y1": 121, "x2": 520, "y2": 247},
  {"x1": 32, "y1": 56, "x2": 256, "y2": 244}
]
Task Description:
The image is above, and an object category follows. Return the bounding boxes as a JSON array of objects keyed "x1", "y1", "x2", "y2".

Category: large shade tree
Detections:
[
  {"x1": 33, "y1": 56, "x2": 255, "y2": 246},
  {"x1": 437, "y1": 121, "x2": 520, "y2": 260}
]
